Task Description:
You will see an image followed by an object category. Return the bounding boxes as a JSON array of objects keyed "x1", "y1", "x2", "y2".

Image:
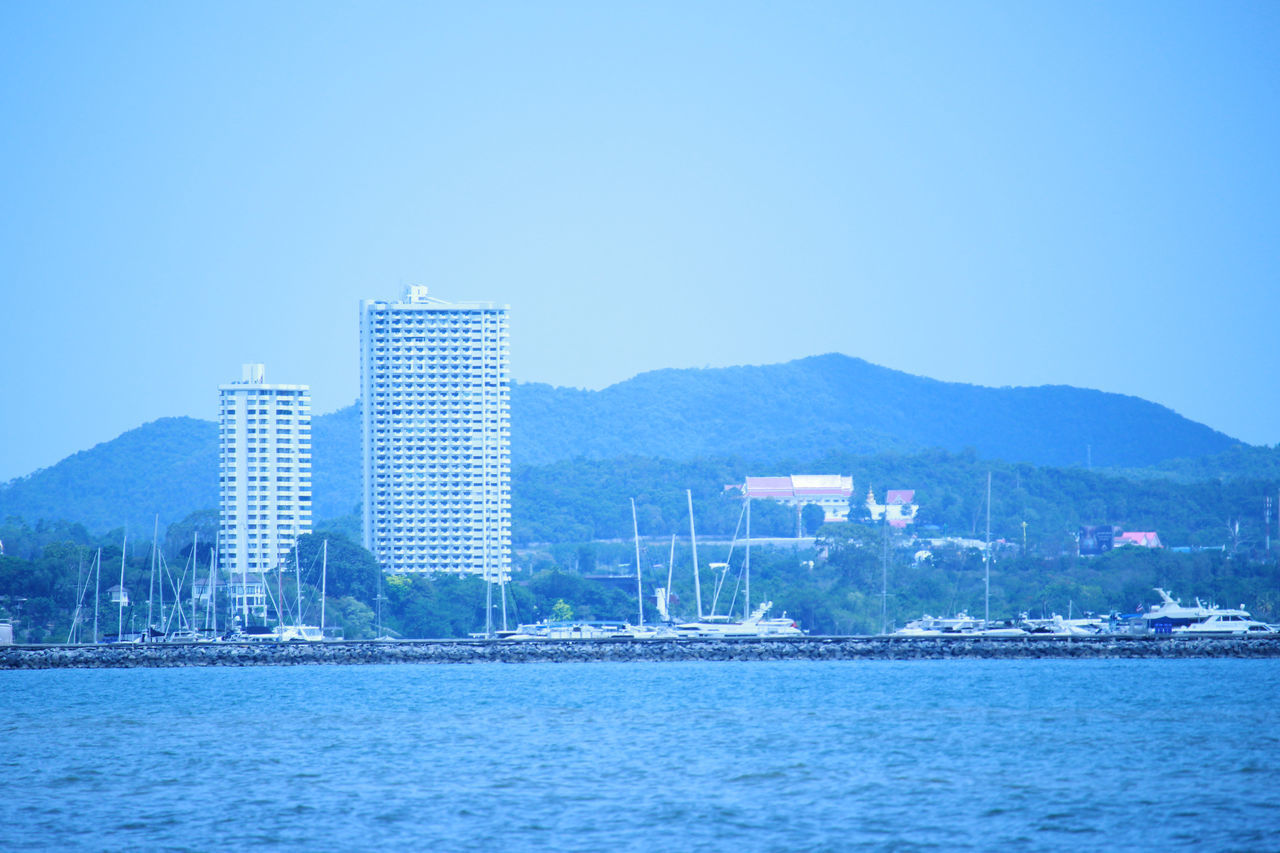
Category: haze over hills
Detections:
[{"x1": 0, "y1": 354, "x2": 1247, "y2": 536}]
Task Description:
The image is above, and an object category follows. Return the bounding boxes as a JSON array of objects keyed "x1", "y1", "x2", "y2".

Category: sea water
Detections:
[{"x1": 1, "y1": 659, "x2": 1277, "y2": 851}]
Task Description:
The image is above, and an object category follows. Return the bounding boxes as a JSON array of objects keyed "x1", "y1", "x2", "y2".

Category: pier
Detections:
[{"x1": 3, "y1": 635, "x2": 1280, "y2": 669}]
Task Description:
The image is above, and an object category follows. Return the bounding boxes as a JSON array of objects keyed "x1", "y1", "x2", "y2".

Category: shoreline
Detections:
[{"x1": 3, "y1": 635, "x2": 1280, "y2": 669}]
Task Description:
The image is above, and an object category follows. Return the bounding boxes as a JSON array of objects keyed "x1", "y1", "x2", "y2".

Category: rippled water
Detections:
[{"x1": 1, "y1": 660, "x2": 1277, "y2": 851}]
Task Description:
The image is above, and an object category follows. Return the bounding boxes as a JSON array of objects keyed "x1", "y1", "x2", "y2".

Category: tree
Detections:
[
  {"x1": 326, "y1": 595, "x2": 375, "y2": 639},
  {"x1": 291, "y1": 534, "x2": 381, "y2": 604},
  {"x1": 801, "y1": 504, "x2": 826, "y2": 537}
]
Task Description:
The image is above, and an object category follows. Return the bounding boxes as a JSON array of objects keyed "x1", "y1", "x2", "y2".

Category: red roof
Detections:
[
  {"x1": 885, "y1": 490, "x2": 915, "y2": 505},
  {"x1": 1118, "y1": 531, "x2": 1161, "y2": 548}
]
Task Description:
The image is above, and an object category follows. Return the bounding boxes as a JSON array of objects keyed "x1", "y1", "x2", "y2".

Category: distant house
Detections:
[
  {"x1": 867, "y1": 488, "x2": 918, "y2": 527},
  {"x1": 107, "y1": 585, "x2": 130, "y2": 606},
  {"x1": 729, "y1": 475, "x2": 855, "y2": 523},
  {"x1": 1117, "y1": 531, "x2": 1162, "y2": 549}
]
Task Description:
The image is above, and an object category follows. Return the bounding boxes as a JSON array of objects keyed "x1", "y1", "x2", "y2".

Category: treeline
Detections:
[
  {"x1": 3, "y1": 515, "x2": 1279, "y2": 642},
  {"x1": 0, "y1": 522, "x2": 641, "y2": 644},
  {"x1": 513, "y1": 448, "x2": 1280, "y2": 553}
]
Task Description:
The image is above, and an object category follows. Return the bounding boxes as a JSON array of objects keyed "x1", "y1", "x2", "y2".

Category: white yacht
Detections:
[
  {"x1": 1172, "y1": 614, "x2": 1275, "y2": 636},
  {"x1": 894, "y1": 613, "x2": 984, "y2": 636},
  {"x1": 497, "y1": 621, "x2": 631, "y2": 640},
  {"x1": 1142, "y1": 588, "x2": 1252, "y2": 633},
  {"x1": 1021, "y1": 614, "x2": 1108, "y2": 636},
  {"x1": 274, "y1": 624, "x2": 323, "y2": 642},
  {"x1": 674, "y1": 601, "x2": 804, "y2": 638}
]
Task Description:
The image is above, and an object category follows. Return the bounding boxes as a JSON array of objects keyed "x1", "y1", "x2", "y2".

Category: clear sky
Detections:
[{"x1": 2, "y1": 1, "x2": 1278, "y2": 482}]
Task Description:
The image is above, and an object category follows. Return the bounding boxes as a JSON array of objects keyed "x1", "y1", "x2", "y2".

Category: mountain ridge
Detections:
[{"x1": 0, "y1": 354, "x2": 1246, "y2": 535}]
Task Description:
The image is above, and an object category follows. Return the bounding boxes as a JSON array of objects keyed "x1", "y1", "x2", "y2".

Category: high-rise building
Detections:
[
  {"x1": 360, "y1": 286, "x2": 510, "y2": 575},
  {"x1": 217, "y1": 363, "x2": 312, "y2": 617}
]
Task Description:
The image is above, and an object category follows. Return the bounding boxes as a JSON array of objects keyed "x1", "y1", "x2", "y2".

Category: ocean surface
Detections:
[{"x1": 1, "y1": 659, "x2": 1277, "y2": 852}]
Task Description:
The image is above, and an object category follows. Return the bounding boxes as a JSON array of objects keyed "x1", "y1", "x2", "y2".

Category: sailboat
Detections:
[
  {"x1": 272, "y1": 539, "x2": 327, "y2": 642},
  {"x1": 672, "y1": 490, "x2": 803, "y2": 638},
  {"x1": 894, "y1": 473, "x2": 1025, "y2": 637}
]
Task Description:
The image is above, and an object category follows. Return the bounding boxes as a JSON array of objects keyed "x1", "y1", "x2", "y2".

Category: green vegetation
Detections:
[
  {"x1": 2, "y1": 513, "x2": 1277, "y2": 642},
  {"x1": 512, "y1": 354, "x2": 1239, "y2": 468},
  {"x1": 1, "y1": 356, "x2": 1277, "y2": 642},
  {"x1": 0, "y1": 355, "x2": 1252, "y2": 538},
  {"x1": 514, "y1": 448, "x2": 1280, "y2": 554}
]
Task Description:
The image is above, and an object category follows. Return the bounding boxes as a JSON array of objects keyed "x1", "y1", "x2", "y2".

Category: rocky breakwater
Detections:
[{"x1": 3, "y1": 635, "x2": 1280, "y2": 669}]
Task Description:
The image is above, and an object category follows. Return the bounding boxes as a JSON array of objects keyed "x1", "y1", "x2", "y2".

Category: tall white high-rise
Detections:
[
  {"x1": 217, "y1": 364, "x2": 312, "y2": 616},
  {"x1": 361, "y1": 286, "x2": 510, "y2": 575}
]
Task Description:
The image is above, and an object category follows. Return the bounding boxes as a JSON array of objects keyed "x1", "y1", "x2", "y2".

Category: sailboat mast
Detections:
[
  {"x1": 744, "y1": 497, "x2": 751, "y2": 620},
  {"x1": 500, "y1": 546, "x2": 507, "y2": 632},
  {"x1": 666, "y1": 534, "x2": 675, "y2": 602},
  {"x1": 209, "y1": 545, "x2": 217, "y2": 636},
  {"x1": 320, "y1": 539, "x2": 327, "y2": 637},
  {"x1": 148, "y1": 516, "x2": 158, "y2": 634},
  {"x1": 881, "y1": 510, "x2": 888, "y2": 635},
  {"x1": 631, "y1": 498, "x2": 644, "y2": 627},
  {"x1": 117, "y1": 535, "x2": 127, "y2": 641},
  {"x1": 294, "y1": 539, "x2": 303, "y2": 630},
  {"x1": 485, "y1": 544, "x2": 493, "y2": 640},
  {"x1": 93, "y1": 547, "x2": 101, "y2": 644},
  {"x1": 687, "y1": 489, "x2": 703, "y2": 619},
  {"x1": 158, "y1": 535, "x2": 165, "y2": 631},
  {"x1": 192, "y1": 532, "x2": 198, "y2": 636},
  {"x1": 985, "y1": 471, "x2": 991, "y2": 628}
]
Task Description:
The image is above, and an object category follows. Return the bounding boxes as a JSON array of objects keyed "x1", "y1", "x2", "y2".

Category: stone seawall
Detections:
[{"x1": 3, "y1": 636, "x2": 1279, "y2": 669}]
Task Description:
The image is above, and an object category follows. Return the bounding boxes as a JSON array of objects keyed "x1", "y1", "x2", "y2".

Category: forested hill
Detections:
[
  {"x1": 0, "y1": 408, "x2": 362, "y2": 537},
  {"x1": 0, "y1": 354, "x2": 1251, "y2": 536},
  {"x1": 513, "y1": 354, "x2": 1238, "y2": 468}
]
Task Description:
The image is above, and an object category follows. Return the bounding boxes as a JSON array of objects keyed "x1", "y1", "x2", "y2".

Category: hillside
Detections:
[
  {"x1": 513, "y1": 354, "x2": 1240, "y2": 468},
  {"x1": 0, "y1": 407, "x2": 360, "y2": 537},
  {"x1": 0, "y1": 354, "x2": 1253, "y2": 537}
]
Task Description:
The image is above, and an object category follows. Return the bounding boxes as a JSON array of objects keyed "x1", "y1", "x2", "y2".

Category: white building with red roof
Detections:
[
  {"x1": 866, "y1": 488, "x2": 918, "y2": 527},
  {"x1": 732, "y1": 475, "x2": 855, "y2": 523}
]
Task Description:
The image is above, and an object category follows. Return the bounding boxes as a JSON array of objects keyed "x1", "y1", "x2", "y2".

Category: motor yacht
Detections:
[{"x1": 1172, "y1": 614, "x2": 1275, "y2": 636}]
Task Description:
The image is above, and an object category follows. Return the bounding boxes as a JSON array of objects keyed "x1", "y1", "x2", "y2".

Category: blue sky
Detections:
[{"x1": 2, "y1": 1, "x2": 1278, "y2": 481}]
